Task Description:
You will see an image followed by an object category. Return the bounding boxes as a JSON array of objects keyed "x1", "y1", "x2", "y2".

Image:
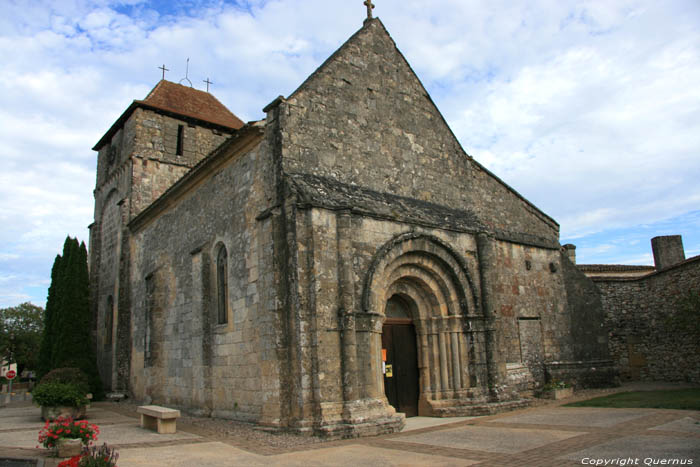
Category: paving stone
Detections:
[
  {"x1": 402, "y1": 416, "x2": 477, "y2": 432},
  {"x1": 0, "y1": 407, "x2": 135, "y2": 432},
  {"x1": 392, "y1": 425, "x2": 582, "y2": 453},
  {"x1": 1, "y1": 387, "x2": 697, "y2": 467},
  {"x1": 495, "y1": 407, "x2": 651, "y2": 428},
  {"x1": 650, "y1": 417, "x2": 700, "y2": 434},
  {"x1": 117, "y1": 442, "x2": 478, "y2": 467}
]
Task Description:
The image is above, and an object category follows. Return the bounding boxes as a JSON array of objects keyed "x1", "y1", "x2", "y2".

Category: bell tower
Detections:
[{"x1": 88, "y1": 80, "x2": 244, "y2": 391}]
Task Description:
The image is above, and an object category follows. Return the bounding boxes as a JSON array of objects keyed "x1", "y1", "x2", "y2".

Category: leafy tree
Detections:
[{"x1": 0, "y1": 302, "x2": 44, "y2": 375}]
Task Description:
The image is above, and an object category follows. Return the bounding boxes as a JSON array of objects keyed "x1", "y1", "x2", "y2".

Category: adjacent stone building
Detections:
[
  {"x1": 579, "y1": 236, "x2": 700, "y2": 383},
  {"x1": 89, "y1": 18, "x2": 616, "y2": 437}
]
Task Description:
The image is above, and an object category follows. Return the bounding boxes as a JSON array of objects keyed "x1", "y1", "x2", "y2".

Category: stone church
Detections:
[{"x1": 89, "y1": 16, "x2": 617, "y2": 437}]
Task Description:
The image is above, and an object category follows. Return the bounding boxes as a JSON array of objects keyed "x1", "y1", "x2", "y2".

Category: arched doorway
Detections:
[
  {"x1": 382, "y1": 295, "x2": 419, "y2": 417},
  {"x1": 362, "y1": 233, "x2": 482, "y2": 416}
]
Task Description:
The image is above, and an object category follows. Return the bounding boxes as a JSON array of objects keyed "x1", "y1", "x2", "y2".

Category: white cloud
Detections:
[{"x1": 0, "y1": 0, "x2": 699, "y2": 305}]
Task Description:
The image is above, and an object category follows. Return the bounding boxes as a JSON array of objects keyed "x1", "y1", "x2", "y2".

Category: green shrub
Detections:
[
  {"x1": 40, "y1": 368, "x2": 90, "y2": 395},
  {"x1": 32, "y1": 382, "x2": 89, "y2": 407}
]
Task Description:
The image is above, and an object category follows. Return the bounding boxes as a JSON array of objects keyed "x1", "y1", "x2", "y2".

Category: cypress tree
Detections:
[
  {"x1": 77, "y1": 241, "x2": 103, "y2": 398},
  {"x1": 40, "y1": 236, "x2": 103, "y2": 397},
  {"x1": 51, "y1": 237, "x2": 75, "y2": 369},
  {"x1": 37, "y1": 253, "x2": 63, "y2": 379},
  {"x1": 52, "y1": 237, "x2": 80, "y2": 367}
]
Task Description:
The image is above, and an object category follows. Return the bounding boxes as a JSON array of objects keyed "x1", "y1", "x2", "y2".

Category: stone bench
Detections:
[{"x1": 137, "y1": 405, "x2": 181, "y2": 434}]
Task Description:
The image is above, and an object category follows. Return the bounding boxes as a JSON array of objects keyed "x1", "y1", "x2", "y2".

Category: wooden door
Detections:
[{"x1": 382, "y1": 322, "x2": 419, "y2": 417}]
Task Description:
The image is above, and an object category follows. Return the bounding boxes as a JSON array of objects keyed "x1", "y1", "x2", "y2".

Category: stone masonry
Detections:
[
  {"x1": 594, "y1": 255, "x2": 700, "y2": 383},
  {"x1": 88, "y1": 18, "x2": 618, "y2": 438}
]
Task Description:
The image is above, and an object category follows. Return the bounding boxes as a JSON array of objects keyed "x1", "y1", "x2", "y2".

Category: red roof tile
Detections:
[
  {"x1": 94, "y1": 80, "x2": 244, "y2": 150},
  {"x1": 138, "y1": 80, "x2": 244, "y2": 129}
]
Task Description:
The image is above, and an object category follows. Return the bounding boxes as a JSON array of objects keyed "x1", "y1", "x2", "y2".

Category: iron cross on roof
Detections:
[
  {"x1": 158, "y1": 64, "x2": 169, "y2": 80},
  {"x1": 364, "y1": 0, "x2": 375, "y2": 19}
]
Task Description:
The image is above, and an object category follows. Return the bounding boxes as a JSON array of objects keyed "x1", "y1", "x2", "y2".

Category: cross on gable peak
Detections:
[{"x1": 364, "y1": 0, "x2": 375, "y2": 20}]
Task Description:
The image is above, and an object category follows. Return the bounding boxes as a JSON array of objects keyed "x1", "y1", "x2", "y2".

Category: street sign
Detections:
[
  {"x1": 1, "y1": 363, "x2": 17, "y2": 378},
  {"x1": 5, "y1": 369, "x2": 16, "y2": 380}
]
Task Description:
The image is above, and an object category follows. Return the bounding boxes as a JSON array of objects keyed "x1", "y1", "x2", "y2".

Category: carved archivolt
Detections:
[
  {"x1": 362, "y1": 233, "x2": 478, "y2": 320},
  {"x1": 362, "y1": 233, "x2": 481, "y2": 398}
]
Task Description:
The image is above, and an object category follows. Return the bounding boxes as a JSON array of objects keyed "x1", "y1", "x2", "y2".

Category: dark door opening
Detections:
[{"x1": 382, "y1": 297, "x2": 419, "y2": 417}]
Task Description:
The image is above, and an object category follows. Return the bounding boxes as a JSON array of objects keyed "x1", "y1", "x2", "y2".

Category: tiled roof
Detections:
[
  {"x1": 137, "y1": 80, "x2": 244, "y2": 130},
  {"x1": 577, "y1": 264, "x2": 655, "y2": 272},
  {"x1": 94, "y1": 80, "x2": 244, "y2": 150}
]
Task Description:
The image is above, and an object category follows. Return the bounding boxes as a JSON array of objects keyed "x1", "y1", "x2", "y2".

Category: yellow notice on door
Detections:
[{"x1": 385, "y1": 364, "x2": 393, "y2": 378}]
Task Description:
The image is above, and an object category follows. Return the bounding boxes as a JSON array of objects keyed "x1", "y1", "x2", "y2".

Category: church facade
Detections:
[{"x1": 89, "y1": 18, "x2": 617, "y2": 437}]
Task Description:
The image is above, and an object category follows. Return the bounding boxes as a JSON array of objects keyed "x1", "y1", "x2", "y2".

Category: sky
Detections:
[{"x1": 1, "y1": 0, "x2": 699, "y2": 308}]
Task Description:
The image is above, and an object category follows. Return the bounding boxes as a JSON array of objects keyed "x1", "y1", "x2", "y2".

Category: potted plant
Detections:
[
  {"x1": 33, "y1": 368, "x2": 91, "y2": 420},
  {"x1": 37, "y1": 416, "x2": 100, "y2": 458},
  {"x1": 539, "y1": 379, "x2": 573, "y2": 400}
]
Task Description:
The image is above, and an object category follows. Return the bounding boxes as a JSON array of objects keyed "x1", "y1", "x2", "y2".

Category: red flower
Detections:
[{"x1": 57, "y1": 455, "x2": 82, "y2": 467}]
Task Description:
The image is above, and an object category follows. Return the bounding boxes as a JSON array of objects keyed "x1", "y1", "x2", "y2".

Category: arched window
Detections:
[
  {"x1": 216, "y1": 245, "x2": 228, "y2": 325},
  {"x1": 105, "y1": 295, "x2": 114, "y2": 348}
]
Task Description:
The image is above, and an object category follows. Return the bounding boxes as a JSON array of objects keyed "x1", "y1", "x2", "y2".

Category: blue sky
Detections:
[{"x1": 1, "y1": 0, "x2": 699, "y2": 308}]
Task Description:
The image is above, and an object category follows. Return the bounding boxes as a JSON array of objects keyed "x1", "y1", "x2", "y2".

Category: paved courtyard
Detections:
[{"x1": 1, "y1": 385, "x2": 698, "y2": 466}]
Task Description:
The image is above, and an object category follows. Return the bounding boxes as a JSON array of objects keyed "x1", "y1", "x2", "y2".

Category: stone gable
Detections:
[{"x1": 279, "y1": 19, "x2": 558, "y2": 241}]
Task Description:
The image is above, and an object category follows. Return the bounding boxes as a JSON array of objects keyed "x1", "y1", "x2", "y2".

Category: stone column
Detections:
[
  {"x1": 476, "y1": 233, "x2": 504, "y2": 395},
  {"x1": 337, "y1": 210, "x2": 359, "y2": 403},
  {"x1": 438, "y1": 328, "x2": 449, "y2": 392},
  {"x1": 450, "y1": 330, "x2": 461, "y2": 391},
  {"x1": 415, "y1": 320, "x2": 431, "y2": 396},
  {"x1": 428, "y1": 320, "x2": 441, "y2": 396},
  {"x1": 356, "y1": 312, "x2": 384, "y2": 399}
]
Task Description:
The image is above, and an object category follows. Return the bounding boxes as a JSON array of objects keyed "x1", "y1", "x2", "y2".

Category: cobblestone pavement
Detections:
[{"x1": 0, "y1": 383, "x2": 698, "y2": 466}]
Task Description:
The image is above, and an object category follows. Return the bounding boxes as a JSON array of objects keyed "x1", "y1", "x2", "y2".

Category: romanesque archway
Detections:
[{"x1": 362, "y1": 233, "x2": 481, "y2": 415}]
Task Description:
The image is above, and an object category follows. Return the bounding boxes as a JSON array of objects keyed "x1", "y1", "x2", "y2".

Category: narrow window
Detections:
[
  {"x1": 216, "y1": 245, "x2": 228, "y2": 325},
  {"x1": 105, "y1": 296, "x2": 114, "y2": 348},
  {"x1": 176, "y1": 124, "x2": 184, "y2": 156},
  {"x1": 145, "y1": 275, "x2": 155, "y2": 367}
]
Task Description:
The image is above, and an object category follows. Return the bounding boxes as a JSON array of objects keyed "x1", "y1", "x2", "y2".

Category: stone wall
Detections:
[
  {"x1": 489, "y1": 243, "x2": 569, "y2": 372},
  {"x1": 94, "y1": 108, "x2": 232, "y2": 218},
  {"x1": 91, "y1": 107, "x2": 235, "y2": 392},
  {"x1": 90, "y1": 157, "x2": 132, "y2": 391},
  {"x1": 595, "y1": 257, "x2": 700, "y2": 383},
  {"x1": 128, "y1": 130, "x2": 275, "y2": 421},
  {"x1": 127, "y1": 108, "x2": 232, "y2": 216}
]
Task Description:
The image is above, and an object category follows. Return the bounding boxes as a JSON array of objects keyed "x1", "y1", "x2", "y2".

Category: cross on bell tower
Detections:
[
  {"x1": 158, "y1": 64, "x2": 169, "y2": 80},
  {"x1": 364, "y1": 0, "x2": 375, "y2": 20}
]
